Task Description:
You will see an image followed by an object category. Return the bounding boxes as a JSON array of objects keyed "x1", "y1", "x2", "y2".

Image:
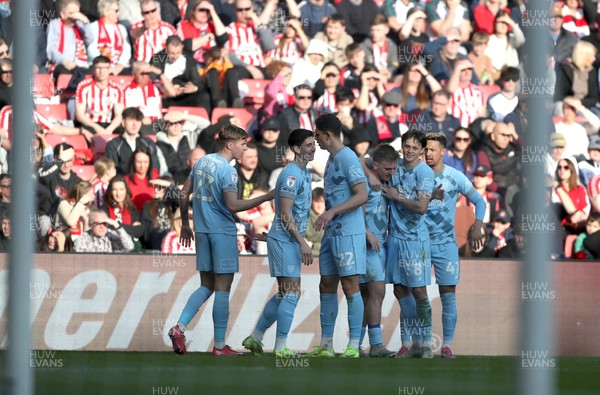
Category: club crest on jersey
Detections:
[
  {"x1": 231, "y1": 173, "x2": 238, "y2": 183},
  {"x1": 286, "y1": 176, "x2": 296, "y2": 188}
]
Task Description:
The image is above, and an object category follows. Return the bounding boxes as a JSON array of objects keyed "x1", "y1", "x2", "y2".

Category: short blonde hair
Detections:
[
  {"x1": 98, "y1": 0, "x2": 119, "y2": 17},
  {"x1": 572, "y1": 41, "x2": 597, "y2": 70}
]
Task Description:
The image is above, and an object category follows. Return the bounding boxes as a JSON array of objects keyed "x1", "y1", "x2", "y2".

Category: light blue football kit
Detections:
[{"x1": 360, "y1": 185, "x2": 388, "y2": 285}]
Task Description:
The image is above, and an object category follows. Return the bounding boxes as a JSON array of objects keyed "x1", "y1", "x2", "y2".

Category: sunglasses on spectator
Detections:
[
  {"x1": 325, "y1": 73, "x2": 339, "y2": 78},
  {"x1": 0, "y1": 69, "x2": 12, "y2": 74},
  {"x1": 196, "y1": 8, "x2": 210, "y2": 13},
  {"x1": 366, "y1": 76, "x2": 379, "y2": 80},
  {"x1": 237, "y1": 7, "x2": 251, "y2": 12},
  {"x1": 92, "y1": 221, "x2": 108, "y2": 227},
  {"x1": 142, "y1": 8, "x2": 157, "y2": 15},
  {"x1": 503, "y1": 77, "x2": 519, "y2": 82},
  {"x1": 165, "y1": 120, "x2": 185, "y2": 126},
  {"x1": 449, "y1": 39, "x2": 460, "y2": 43},
  {"x1": 462, "y1": 67, "x2": 473, "y2": 71},
  {"x1": 153, "y1": 185, "x2": 168, "y2": 190},
  {"x1": 454, "y1": 137, "x2": 470, "y2": 142},
  {"x1": 0, "y1": 183, "x2": 10, "y2": 188},
  {"x1": 296, "y1": 95, "x2": 312, "y2": 100},
  {"x1": 558, "y1": 165, "x2": 570, "y2": 170}
]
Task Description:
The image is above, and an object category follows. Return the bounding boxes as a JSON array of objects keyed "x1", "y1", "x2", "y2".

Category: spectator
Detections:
[
  {"x1": 105, "y1": 107, "x2": 164, "y2": 176},
  {"x1": 397, "y1": 7, "x2": 429, "y2": 71},
  {"x1": 362, "y1": 15, "x2": 398, "y2": 82},
  {"x1": 305, "y1": 186, "x2": 325, "y2": 256},
  {"x1": 477, "y1": 122, "x2": 521, "y2": 196},
  {"x1": 410, "y1": 90, "x2": 460, "y2": 144},
  {"x1": 125, "y1": 147, "x2": 156, "y2": 212},
  {"x1": 91, "y1": 156, "x2": 116, "y2": 207},
  {"x1": 161, "y1": 207, "x2": 196, "y2": 254},
  {"x1": 156, "y1": 110, "x2": 193, "y2": 184},
  {"x1": 446, "y1": 58, "x2": 486, "y2": 128},
  {"x1": 473, "y1": 0, "x2": 508, "y2": 35},
  {"x1": 37, "y1": 229, "x2": 75, "y2": 252},
  {"x1": 574, "y1": 212, "x2": 600, "y2": 259},
  {"x1": 562, "y1": 0, "x2": 590, "y2": 39},
  {"x1": 131, "y1": 0, "x2": 177, "y2": 63},
  {"x1": 277, "y1": 84, "x2": 317, "y2": 143},
  {"x1": 299, "y1": 0, "x2": 337, "y2": 38},
  {"x1": 443, "y1": 127, "x2": 478, "y2": 180},
  {"x1": 142, "y1": 176, "x2": 175, "y2": 249},
  {"x1": 239, "y1": 188, "x2": 274, "y2": 254},
  {"x1": 426, "y1": 0, "x2": 471, "y2": 41},
  {"x1": 201, "y1": 47, "x2": 242, "y2": 108},
  {"x1": 0, "y1": 58, "x2": 12, "y2": 109},
  {"x1": 484, "y1": 209, "x2": 520, "y2": 258},
  {"x1": 262, "y1": 61, "x2": 293, "y2": 119},
  {"x1": 85, "y1": 0, "x2": 132, "y2": 75},
  {"x1": 119, "y1": 0, "x2": 144, "y2": 27},
  {"x1": 487, "y1": 66, "x2": 520, "y2": 122},
  {"x1": 578, "y1": 135, "x2": 600, "y2": 186},
  {"x1": 0, "y1": 209, "x2": 9, "y2": 252},
  {"x1": 101, "y1": 175, "x2": 144, "y2": 242},
  {"x1": 237, "y1": 222, "x2": 252, "y2": 254},
  {"x1": 340, "y1": 43, "x2": 366, "y2": 90},
  {"x1": 425, "y1": 27, "x2": 474, "y2": 84},
  {"x1": 313, "y1": 14, "x2": 353, "y2": 69},
  {"x1": 39, "y1": 143, "x2": 83, "y2": 209},
  {"x1": 74, "y1": 208, "x2": 135, "y2": 252},
  {"x1": 548, "y1": 4, "x2": 578, "y2": 65},
  {"x1": 250, "y1": 0, "x2": 303, "y2": 37},
  {"x1": 397, "y1": 61, "x2": 441, "y2": 113},
  {"x1": 336, "y1": 87, "x2": 366, "y2": 146},
  {"x1": 345, "y1": 127, "x2": 371, "y2": 158},
  {"x1": 150, "y1": 35, "x2": 210, "y2": 112},
  {"x1": 187, "y1": 146, "x2": 206, "y2": 169},
  {"x1": 336, "y1": 0, "x2": 381, "y2": 43},
  {"x1": 177, "y1": 0, "x2": 227, "y2": 64},
  {"x1": 54, "y1": 180, "x2": 94, "y2": 240},
  {"x1": 256, "y1": 117, "x2": 281, "y2": 177},
  {"x1": 554, "y1": 41, "x2": 600, "y2": 113},
  {"x1": 468, "y1": 32, "x2": 495, "y2": 85},
  {"x1": 555, "y1": 97, "x2": 599, "y2": 160},
  {"x1": 267, "y1": 17, "x2": 309, "y2": 66},
  {"x1": 46, "y1": 0, "x2": 91, "y2": 79},
  {"x1": 267, "y1": 145, "x2": 294, "y2": 190},
  {"x1": 313, "y1": 62, "x2": 343, "y2": 116},
  {"x1": 236, "y1": 143, "x2": 270, "y2": 200},
  {"x1": 289, "y1": 38, "x2": 328, "y2": 89},
  {"x1": 552, "y1": 157, "x2": 591, "y2": 233},
  {"x1": 354, "y1": 65, "x2": 385, "y2": 126},
  {"x1": 366, "y1": 90, "x2": 407, "y2": 147},
  {"x1": 75, "y1": 55, "x2": 125, "y2": 140},
  {"x1": 393, "y1": 0, "x2": 418, "y2": 33},
  {"x1": 159, "y1": 0, "x2": 189, "y2": 26},
  {"x1": 545, "y1": 133, "x2": 567, "y2": 179},
  {"x1": 0, "y1": 173, "x2": 9, "y2": 212},
  {"x1": 484, "y1": 10, "x2": 525, "y2": 74}
]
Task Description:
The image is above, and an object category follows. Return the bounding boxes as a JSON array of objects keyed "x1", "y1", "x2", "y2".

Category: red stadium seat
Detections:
[
  {"x1": 479, "y1": 84, "x2": 500, "y2": 104},
  {"x1": 32, "y1": 74, "x2": 55, "y2": 98},
  {"x1": 145, "y1": 134, "x2": 157, "y2": 142},
  {"x1": 211, "y1": 107, "x2": 254, "y2": 128},
  {"x1": 109, "y1": 75, "x2": 133, "y2": 91},
  {"x1": 166, "y1": 106, "x2": 209, "y2": 120},
  {"x1": 91, "y1": 134, "x2": 119, "y2": 157},
  {"x1": 44, "y1": 133, "x2": 88, "y2": 151},
  {"x1": 384, "y1": 82, "x2": 400, "y2": 91},
  {"x1": 563, "y1": 234, "x2": 578, "y2": 258},
  {"x1": 72, "y1": 165, "x2": 96, "y2": 181},
  {"x1": 241, "y1": 79, "x2": 270, "y2": 104},
  {"x1": 36, "y1": 104, "x2": 69, "y2": 122},
  {"x1": 56, "y1": 74, "x2": 72, "y2": 92}
]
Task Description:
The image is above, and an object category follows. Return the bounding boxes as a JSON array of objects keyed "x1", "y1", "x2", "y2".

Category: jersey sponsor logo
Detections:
[{"x1": 286, "y1": 176, "x2": 296, "y2": 188}]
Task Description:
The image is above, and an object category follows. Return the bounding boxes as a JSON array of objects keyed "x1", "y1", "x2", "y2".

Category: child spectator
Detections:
[
  {"x1": 305, "y1": 187, "x2": 325, "y2": 256},
  {"x1": 468, "y1": 32, "x2": 495, "y2": 85},
  {"x1": 142, "y1": 177, "x2": 175, "y2": 250},
  {"x1": 574, "y1": 212, "x2": 600, "y2": 259},
  {"x1": 54, "y1": 180, "x2": 94, "y2": 241},
  {"x1": 161, "y1": 207, "x2": 196, "y2": 254},
  {"x1": 91, "y1": 157, "x2": 116, "y2": 208},
  {"x1": 200, "y1": 47, "x2": 241, "y2": 108},
  {"x1": 267, "y1": 18, "x2": 309, "y2": 66}
]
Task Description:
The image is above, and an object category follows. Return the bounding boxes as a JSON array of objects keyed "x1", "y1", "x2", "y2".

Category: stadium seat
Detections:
[
  {"x1": 384, "y1": 82, "x2": 400, "y2": 91},
  {"x1": 72, "y1": 165, "x2": 96, "y2": 181},
  {"x1": 563, "y1": 234, "x2": 578, "y2": 258},
  {"x1": 211, "y1": 107, "x2": 254, "y2": 128},
  {"x1": 109, "y1": 75, "x2": 133, "y2": 91},
  {"x1": 241, "y1": 79, "x2": 270, "y2": 104},
  {"x1": 36, "y1": 104, "x2": 69, "y2": 122},
  {"x1": 145, "y1": 134, "x2": 157, "y2": 142},
  {"x1": 56, "y1": 74, "x2": 72, "y2": 92},
  {"x1": 479, "y1": 84, "x2": 500, "y2": 104},
  {"x1": 32, "y1": 74, "x2": 55, "y2": 98},
  {"x1": 166, "y1": 106, "x2": 209, "y2": 120},
  {"x1": 44, "y1": 133, "x2": 88, "y2": 151},
  {"x1": 91, "y1": 134, "x2": 119, "y2": 157}
]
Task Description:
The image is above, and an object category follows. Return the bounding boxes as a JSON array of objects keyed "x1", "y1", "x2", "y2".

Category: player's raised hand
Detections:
[
  {"x1": 431, "y1": 184, "x2": 445, "y2": 200},
  {"x1": 314, "y1": 210, "x2": 335, "y2": 231},
  {"x1": 300, "y1": 240, "x2": 313, "y2": 265},
  {"x1": 179, "y1": 224, "x2": 195, "y2": 248},
  {"x1": 366, "y1": 230, "x2": 380, "y2": 253}
]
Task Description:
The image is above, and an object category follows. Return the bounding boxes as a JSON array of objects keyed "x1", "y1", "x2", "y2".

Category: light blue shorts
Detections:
[
  {"x1": 385, "y1": 236, "x2": 431, "y2": 287},
  {"x1": 195, "y1": 232, "x2": 239, "y2": 274},
  {"x1": 431, "y1": 243, "x2": 460, "y2": 286},
  {"x1": 267, "y1": 236, "x2": 302, "y2": 278},
  {"x1": 319, "y1": 234, "x2": 366, "y2": 277},
  {"x1": 360, "y1": 244, "x2": 386, "y2": 284}
]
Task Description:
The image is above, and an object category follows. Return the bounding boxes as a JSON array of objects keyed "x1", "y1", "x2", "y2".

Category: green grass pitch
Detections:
[{"x1": 2, "y1": 352, "x2": 599, "y2": 395}]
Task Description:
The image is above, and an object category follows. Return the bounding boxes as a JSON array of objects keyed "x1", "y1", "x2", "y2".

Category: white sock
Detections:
[
  {"x1": 348, "y1": 339, "x2": 359, "y2": 349},
  {"x1": 251, "y1": 329, "x2": 265, "y2": 342},
  {"x1": 423, "y1": 340, "x2": 432, "y2": 349},
  {"x1": 274, "y1": 337, "x2": 287, "y2": 351},
  {"x1": 214, "y1": 340, "x2": 225, "y2": 349},
  {"x1": 320, "y1": 336, "x2": 333, "y2": 349},
  {"x1": 177, "y1": 322, "x2": 186, "y2": 332},
  {"x1": 443, "y1": 339, "x2": 452, "y2": 348}
]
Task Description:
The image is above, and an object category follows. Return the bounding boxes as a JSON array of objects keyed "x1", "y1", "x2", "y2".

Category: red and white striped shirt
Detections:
[
  {"x1": 177, "y1": 20, "x2": 216, "y2": 63},
  {"x1": 299, "y1": 113, "x2": 313, "y2": 131},
  {"x1": 372, "y1": 41, "x2": 388, "y2": 72},
  {"x1": 562, "y1": 6, "x2": 590, "y2": 38},
  {"x1": 355, "y1": 91, "x2": 380, "y2": 126},
  {"x1": 267, "y1": 34, "x2": 303, "y2": 65},
  {"x1": 124, "y1": 80, "x2": 162, "y2": 120},
  {"x1": 161, "y1": 230, "x2": 196, "y2": 254},
  {"x1": 226, "y1": 22, "x2": 265, "y2": 67},
  {"x1": 133, "y1": 20, "x2": 177, "y2": 62},
  {"x1": 449, "y1": 84, "x2": 485, "y2": 128},
  {"x1": 314, "y1": 90, "x2": 337, "y2": 116},
  {"x1": 0, "y1": 106, "x2": 53, "y2": 141},
  {"x1": 76, "y1": 78, "x2": 124, "y2": 123},
  {"x1": 179, "y1": 1, "x2": 188, "y2": 21}
]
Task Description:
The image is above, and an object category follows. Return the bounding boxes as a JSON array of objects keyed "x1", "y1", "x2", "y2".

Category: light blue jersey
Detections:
[
  {"x1": 426, "y1": 165, "x2": 476, "y2": 245},
  {"x1": 189, "y1": 153, "x2": 237, "y2": 234},
  {"x1": 365, "y1": 185, "x2": 388, "y2": 243},
  {"x1": 269, "y1": 163, "x2": 312, "y2": 243},
  {"x1": 323, "y1": 147, "x2": 366, "y2": 236},
  {"x1": 388, "y1": 160, "x2": 434, "y2": 241}
]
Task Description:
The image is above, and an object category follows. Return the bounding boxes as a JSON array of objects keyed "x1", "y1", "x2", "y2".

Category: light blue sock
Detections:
[
  {"x1": 213, "y1": 291, "x2": 230, "y2": 349},
  {"x1": 415, "y1": 296, "x2": 432, "y2": 347},
  {"x1": 359, "y1": 326, "x2": 367, "y2": 347},
  {"x1": 347, "y1": 291, "x2": 364, "y2": 344},
  {"x1": 252, "y1": 294, "x2": 282, "y2": 341},
  {"x1": 275, "y1": 293, "x2": 300, "y2": 341},
  {"x1": 319, "y1": 293, "x2": 338, "y2": 348},
  {"x1": 368, "y1": 324, "x2": 382, "y2": 346},
  {"x1": 399, "y1": 294, "x2": 420, "y2": 345},
  {"x1": 440, "y1": 292, "x2": 457, "y2": 346},
  {"x1": 178, "y1": 286, "x2": 213, "y2": 326}
]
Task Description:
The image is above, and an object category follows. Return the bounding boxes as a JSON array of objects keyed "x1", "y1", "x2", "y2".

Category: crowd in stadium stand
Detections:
[{"x1": 0, "y1": 0, "x2": 598, "y2": 259}]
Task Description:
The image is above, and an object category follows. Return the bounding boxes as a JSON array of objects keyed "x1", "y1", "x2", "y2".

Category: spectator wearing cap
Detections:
[
  {"x1": 362, "y1": 15, "x2": 399, "y2": 82},
  {"x1": 477, "y1": 122, "x2": 521, "y2": 196},
  {"x1": 547, "y1": 4, "x2": 578, "y2": 65},
  {"x1": 484, "y1": 10, "x2": 525, "y2": 74},
  {"x1": 425, "y1": 27, "x2": 477, "y2": 85},
  {"x1": 156, "y1": 110, "x2": 193, "y2": 184},
  {"x1": 277, "y1": 84, "x2": 317, "y2": 144},
  {"x1": 471, "y1": 164, "x2": 501, "y2": 224},
  {"x1": 345, "y1": 127, "x2": 371, "y2": 158},
  {"x1": 39, "y1": 143, "x2": 83, "y2": 210},
  {"x1": 256, "y1": 117, "x2": 281, "y2": 177},
  {"x1": 545, "y1": 132, "x2": 567, "y2": 179},
  {"x1": 578, "y1": 135, "x2": 600, "y2": 186},
  {"x1": 555, "y1": 97, "x2": 600, "y2": 160},
  {"x1": 366, "y1": 90, "x2": 407, "y2": 148},
  {"x1": 105, "y1": 107, "x2": 165, "y2": 176},
  {"x1": 141, "y1": 176, "x2": 175, "y2": 249},
  {"x1": 313, "y1": 14, "x2": 354, "y2": 69},
  {"x1": 426, "y1": 0, "x2": 471, "y2": 41},
  {"x1": 337, "y1": 0, "x2": 383, "y2": 43},
  {"x1": 410, "y1": 90, "x2": 461, "y2": 145},
  {"x1": 74, "y1": 209, "x2": 135, "y2": 252},
  {"x1": 299, "y1": 0, "x2": 337, "y2": 39},
  {"x1": 487, "y1": 66, "x2": 520, "y2": 122},
  {"x1": 289, "y1": 39, "x2": 329, "y2": 89},
  {"x1": 552, "y1": 156, "x2": 591, "y2": 232},
  {"x1": 84, "y1": 0, "x2": 132, "y2": 75},
  {"x1": 75, "y1": 56, "x2": 125, "y2": 140},
  {"x1": 236, "y1": 142, "x2": 270, "y2": 200}
]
